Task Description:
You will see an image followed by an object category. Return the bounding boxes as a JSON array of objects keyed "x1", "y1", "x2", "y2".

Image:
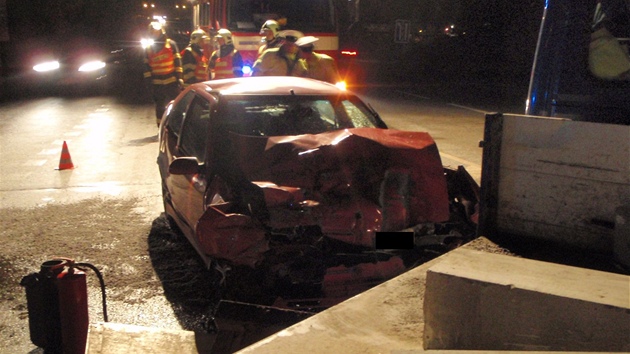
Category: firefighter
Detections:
[
  {"x1": 181, "y1": 29, "x2": 209, "y2": 87},
  {"x1": 143, "y1": 21, "x2": 183, "y2": 126},
  {"x1": 257, "y1": 20, "x2": 282, "y2": 57},
  {"x1": 252, "y1": 30, "x2": 308, "y2": 77},
  {"x1": 209, "y1": 29, "x2": 244, "y2": 79},
  {"x1": 296, "y1": 36, "x2": 342, "y2": 85}
]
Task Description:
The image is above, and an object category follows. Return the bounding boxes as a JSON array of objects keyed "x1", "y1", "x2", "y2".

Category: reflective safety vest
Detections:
[
  {"x1": 303, "y1": 52, "x2": 341, "y2": 84},
  {"x1": 182, "y1": 47, "x2": 208, "y2": 83},
  {"x1": 193, "y1": 52, "x2": 209, "y2": 82},
  {"x1": 147, "y1": 40, "x2": 177, "y2": 85},
  {"x1": 212, "y1": 50, "x2": 239, "y2": 80}
]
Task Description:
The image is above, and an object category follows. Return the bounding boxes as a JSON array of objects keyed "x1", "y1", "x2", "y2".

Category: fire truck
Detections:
[
  {"x1": 190, "y1": 0, "x2": 342, "y2": 77},
  {"x1": 186, "y1": 0, "x2": 474, "y2": 85}
]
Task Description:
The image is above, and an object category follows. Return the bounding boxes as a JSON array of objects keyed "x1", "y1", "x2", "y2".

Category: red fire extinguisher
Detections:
[{"x1": 21, "y1": 257, "x2": 108, "y2": 354}]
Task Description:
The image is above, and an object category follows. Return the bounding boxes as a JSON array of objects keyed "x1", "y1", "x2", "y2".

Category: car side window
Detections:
[
  {"x1": 167, "y1": 91, "x2": 196, "y2": 137},
  {"x1": 179, "y1": 96, "x2": 211, "y2": 161}
]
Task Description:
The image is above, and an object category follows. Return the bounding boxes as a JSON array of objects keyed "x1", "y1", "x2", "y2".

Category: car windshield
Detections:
[{"x1": 221, "y1": 95, "x2": 379, "y2": 136}]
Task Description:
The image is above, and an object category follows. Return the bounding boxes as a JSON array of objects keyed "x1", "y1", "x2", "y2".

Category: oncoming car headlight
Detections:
[
  {"x1": 33, "y1": 61, "x2": 60, "y2": 72},
  {"x1": 78, "y1": 61, "x2": 106, "y2": 72}
]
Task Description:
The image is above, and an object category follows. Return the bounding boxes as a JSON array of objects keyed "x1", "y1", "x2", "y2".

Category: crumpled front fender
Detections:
[{"x1": 196, "y1": 206, "x2": 269, "y2": 267}]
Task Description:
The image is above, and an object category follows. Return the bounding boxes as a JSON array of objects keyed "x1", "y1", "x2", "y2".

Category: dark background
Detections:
[
  {"x1": 336, "y1": 0, "x2": 545, "y2": 105},
  {"x1": 0, "y1": 0, "x2": 545, "y2": 105}
]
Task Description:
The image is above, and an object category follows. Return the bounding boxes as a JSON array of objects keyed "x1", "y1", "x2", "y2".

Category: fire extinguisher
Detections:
[{"x1": 20, "y1": 257, "x2": 108, "y2": 354}]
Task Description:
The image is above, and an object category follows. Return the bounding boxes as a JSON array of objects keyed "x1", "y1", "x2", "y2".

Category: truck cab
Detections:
[{"x1": 526, "y1": 0, "x2": 630, "y2": 125}]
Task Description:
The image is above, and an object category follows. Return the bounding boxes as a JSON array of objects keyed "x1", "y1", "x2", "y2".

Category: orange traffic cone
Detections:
[{"x1": 57, "y1": 141, "x2": 75, "y2": 170}]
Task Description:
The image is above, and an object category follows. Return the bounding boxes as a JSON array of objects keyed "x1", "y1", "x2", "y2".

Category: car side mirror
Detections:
[{"x1": 169, "y1": 157, "x2": 202, "y2": 175}]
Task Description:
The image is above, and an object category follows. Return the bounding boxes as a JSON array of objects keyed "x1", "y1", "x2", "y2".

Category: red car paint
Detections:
[
  {"x1": 196, "y1": 128, "x2": 448, "y2": 267},
  {"x1": 158, "y1": 77, "x2": 478, "y2": 308}
]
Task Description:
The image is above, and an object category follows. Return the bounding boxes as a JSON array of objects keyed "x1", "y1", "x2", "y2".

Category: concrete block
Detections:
[
  {"x1": 423, "y1": 248, "x2": 630, "y2": 352},
  {"x1": 86, "y1": 322, "x2": 213, "y2": 354}
]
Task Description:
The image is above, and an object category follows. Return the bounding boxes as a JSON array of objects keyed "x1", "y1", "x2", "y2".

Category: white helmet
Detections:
[
  {"x1": 277, "y1": 30, "x2": 304, "y2": 43},
  {"x1": 147, "y1": 21, "x2": 165, "y2": 39},
  {"x1": 216, "y1": 28, "x2": 233, "y2": 45},
  {"x1": 259, "y1": 20, "x2": 280, "y2": 37},
  {"x1": 190, "y1": 29, "x2": 208, "y2": 45}
]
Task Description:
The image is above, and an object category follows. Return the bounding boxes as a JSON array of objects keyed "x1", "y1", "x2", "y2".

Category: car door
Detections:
[{"x1": 169, "y1": 95, "x2": 213, "y2": 232}]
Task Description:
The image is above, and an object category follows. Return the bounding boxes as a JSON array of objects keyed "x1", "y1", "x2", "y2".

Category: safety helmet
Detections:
[
  {"x1": 147, "y1": 21, "x2": 165, "y2": 39},
  {"x1": 190, "y1": 29, "x2": 208, "y2": 45},
  {"x1": 216, "y1": 28, "x2": 233, "y2": 45},
  {"x1": 277, "y1": 30, "x2": 304, "y2": 44},
  {"x1": 259, "y1": 20, "x2": 280, "y2": 37},
  {"x1": 295, "y1": 36, "x2": 319, "y2": 48}
]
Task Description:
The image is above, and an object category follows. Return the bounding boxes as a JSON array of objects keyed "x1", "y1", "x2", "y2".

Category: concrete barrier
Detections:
[
  {"x1": 478, "y1": 114, "x2": 630, "y2": 253},
  {"x1": 86, "y1": 322, "x2": 214, "y2": 354},
  {"x1": 423, "y1": 248, "x2": 630, "y2": 352}
]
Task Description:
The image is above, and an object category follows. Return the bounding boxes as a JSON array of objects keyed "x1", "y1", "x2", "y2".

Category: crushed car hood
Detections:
[{"x1": 197, "y1": 128, "x2": 450, "y2": 267}]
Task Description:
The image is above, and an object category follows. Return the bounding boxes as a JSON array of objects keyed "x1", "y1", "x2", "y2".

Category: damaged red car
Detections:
[{"x1": 157, "y1": 76, "x2": 478, "y2": 309}]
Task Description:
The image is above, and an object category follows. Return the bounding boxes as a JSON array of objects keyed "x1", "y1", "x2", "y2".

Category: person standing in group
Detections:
[
  {"x1": 252, "y1": 30, "x2": 308, "y2": 77},
  {"x1": 181, "y1": 29, "x2": 210, "y2": 87},
  {"x1": 143, "y1": 21, "x2": 183, "y2": 126},
  {"x1": 209, "y1": 29, "x2": 244, "y2": 79},
  {"x1": 295, "y1": 36, "x2": 342, "y2": 85},
  {"x1": 257, "y1": 20, "x2": 282, "y2": 57}
]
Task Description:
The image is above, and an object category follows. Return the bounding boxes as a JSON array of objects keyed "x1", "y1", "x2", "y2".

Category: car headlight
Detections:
[
  {"x1": 78, "y1": 61, "x2": 106, "y2": 72},
  {"x1": 33, "y1": 61, "x2": 60, "y2": 72}
]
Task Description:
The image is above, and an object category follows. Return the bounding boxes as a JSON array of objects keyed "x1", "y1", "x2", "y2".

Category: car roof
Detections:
[{"x1": 194, "y1": 76, "x2": 344, "y2": 96}]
